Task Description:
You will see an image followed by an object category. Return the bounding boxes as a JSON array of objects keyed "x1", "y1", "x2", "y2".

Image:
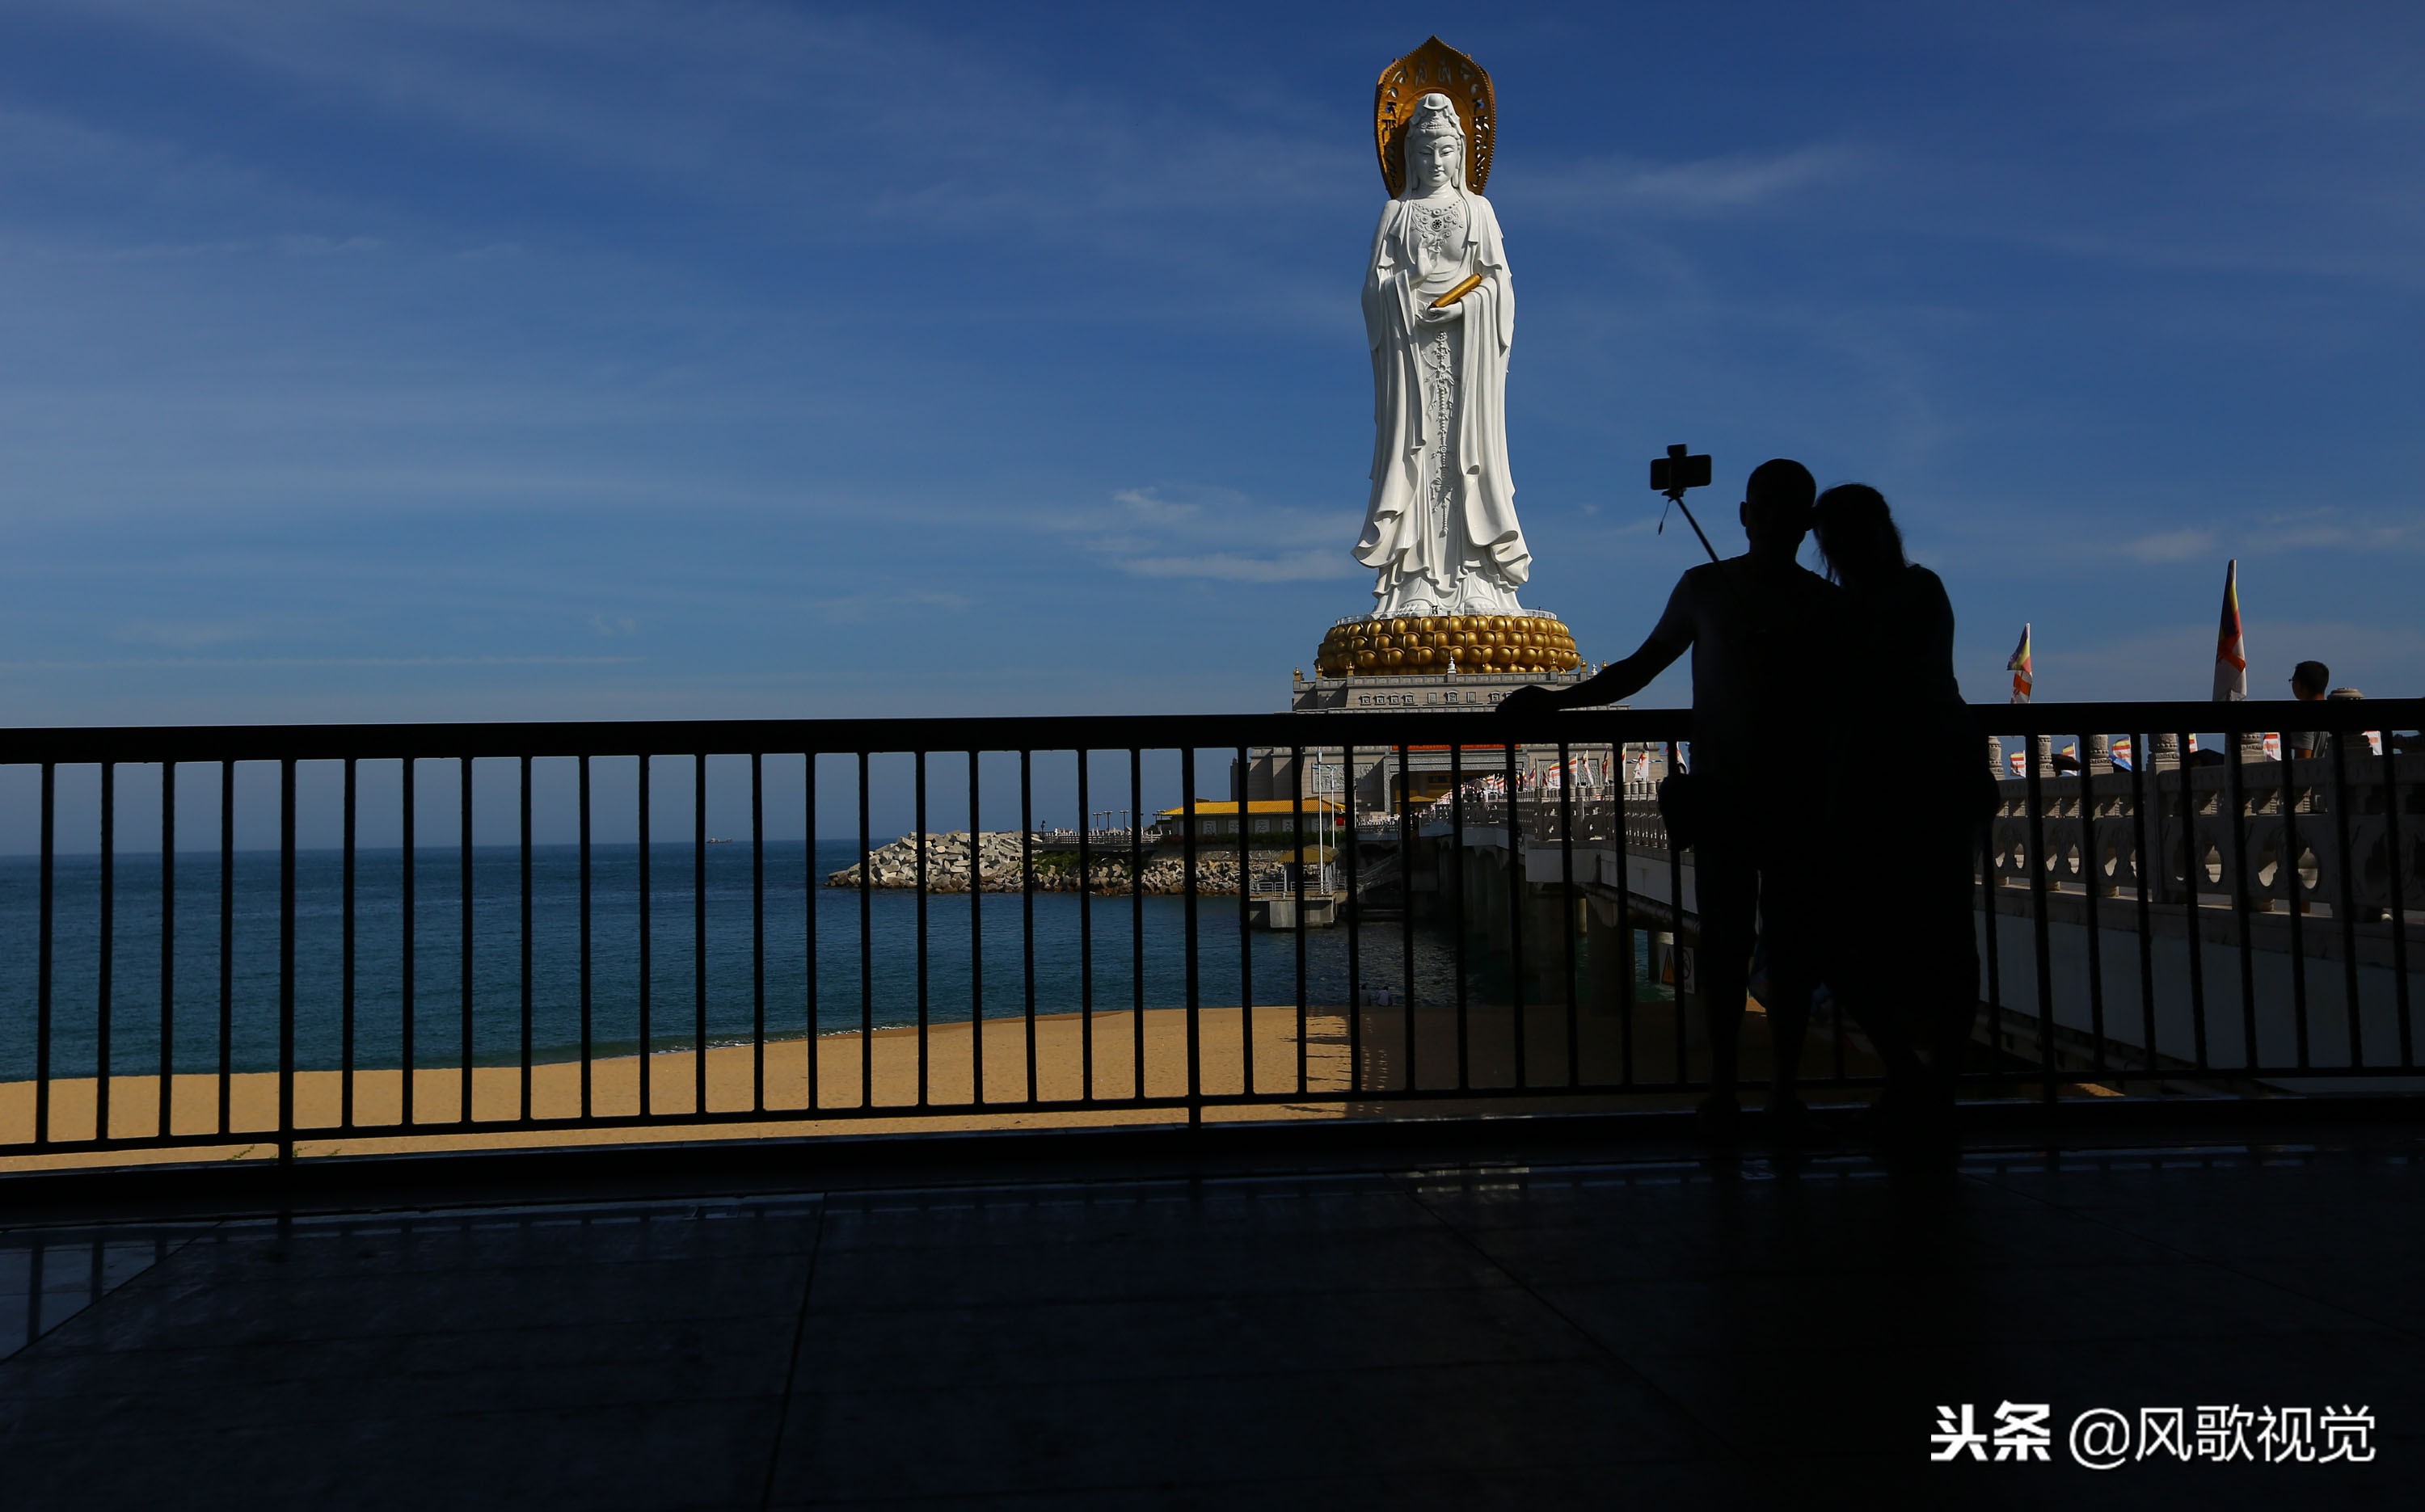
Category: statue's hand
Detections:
[{"x1": 1415, "y1": 300, "x2": 1461, "y2": 325}]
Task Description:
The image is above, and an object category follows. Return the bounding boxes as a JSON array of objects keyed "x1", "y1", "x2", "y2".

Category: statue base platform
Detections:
[{"x1": 1289, "y1": 664, "x2": 1592, "y2": 713}]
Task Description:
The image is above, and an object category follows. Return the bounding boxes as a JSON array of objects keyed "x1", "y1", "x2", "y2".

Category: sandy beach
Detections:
[{"x1": 0, "y1": 996, "x2": 1813, "y2": 1170}]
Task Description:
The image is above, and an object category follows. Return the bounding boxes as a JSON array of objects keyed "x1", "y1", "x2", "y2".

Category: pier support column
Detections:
[
  {"x1": 1483, "y1": 853, "x2": 1512, "y2": 954},
  {"x1": 1520, "y1": 887, "x2": 1573, "y2": 1004},
  {"x1": 1584, "y1": 898, "x2": 1632, "y2": 1016}
]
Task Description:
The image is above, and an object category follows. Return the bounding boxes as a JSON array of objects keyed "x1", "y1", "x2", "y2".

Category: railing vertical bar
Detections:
[
  {"x1": 960, "y1": 751, "x2": 970, "y2": 1105},
  {"x1": 1451, "y1": 739, "x2": 1469, "y2": 1093},
  {"x1": 220, "y1": 760, "x2": 236, "y2": 1135},
  {"x1": 34, "y1": 765, "x2": 52, "y2": 1145},
  {"x1": 2077, "y1": 744, "x2": 2109, "y2": 1077},
  {"x1": 2172, "y1": 735, "x2": 2209, "y2": 1071},
  {"x1": 2379, "y1": 733, "x2": 2411, "y2": 1067},
  {"x1": 1076, "y1": 751, "x2": 1094, "y2": 1104},
  {"x1": 1182, "y1": 748, "x2": 1201, "y2": 1126},
  {"x1": 2024, "y1": 739, "x2": 2056, "y2": 1101},
  {"x1": 694, "y1": 753, "x2": 708, "y2": 1118},
  {"x1": 277, "y1": 760, "x2": 296, "y2": 1160},
  {"x1": 458, "y1": 756, "x2": 474, "y2": 1124},
  {"x1": 2280, "y1": 738, "x2": 2310, "y2": 1069},
  {"x1": 913, "y1": 750, "x2": 929, "y2": 1107},
  {"x1": 1504, "y1": 739, "x2": 1525, "y2": 1090},
  {"x1": 1558, "y1": 739, "x2": 1578, "y2": 1089},
  {"x1": 519, "y1": 756, "x2": 534, "y2": 1119},
  {"x1": 857, "y1": 751, "x2": 873, "y2": 1107},
  {"x1": 803, "y1": 751, "x2": 819, "y2": 1112},
  {"x1": 338, "y1": 760, "x2": 353, "y2": 1129},
  {"x1": 1236, "y1": 743, "x2": 1253, "y2": 1099},
  {"x1": 1020, "y1": 749, "x2": 1036, "y2": 1104},
  {"x1": 1343, "y1": 743, "x2": 1363, "y2": 1098},
  {"x1": 2225, "y1": 735, "x2": 2258, "y2": 1071},
  {"x1": 1615, "y1": 743, "x2": 1636, "y2": 1089},
  {"x1": 2328, "y1": 734, "x2": 2362, "y2": 1066},
  {"x1": 1398, "y1": 743, "x2": 1415, "y2": 1089},
  {"x1": 579, "y1": 756, "x2": 593, "y2": 1120},
  {"x1": 1666, "y1": 739, "x2": 1686, "y2": 1088},
  {"x1": 1976, "y1": 763, "x2": 2001, "y2": 1088},
  {"x1": 97, "y1": 763, "x2": 113, "y2": 1143},
  {"x1": 1291, "y1": 745, "x2": 1307, "y2": 1097},
  {"x1": 639, "y1": 753, "x2": 652, "y2": 1118},
  {"x1": 2129, "y1": 735, "x2": 2157, "y2": 1078},
  {"x1": 1825, "y1": 731, "x2": 1847, "y2": 1084},
  {"x1": 161, "y1": 761, "x2": 179, "y2": 1137},
  {"x1": 752, "y1": 752, "x2": 765, "y2": 1113},
  {"x1": 399, "y1": 759, "x2": 414, "y2": 1128},
  {"x1": 1129, "y1": 748, "x2": 1145, "y2": 1102}
]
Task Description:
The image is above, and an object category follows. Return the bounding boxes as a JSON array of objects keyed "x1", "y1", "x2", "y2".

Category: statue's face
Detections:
[{"x1": 1413, "y1": 133, "x2": 1461, "y2": 192}]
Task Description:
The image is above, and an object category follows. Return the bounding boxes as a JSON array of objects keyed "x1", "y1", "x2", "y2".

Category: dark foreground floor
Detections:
[{"x1": 2, "y1": 1127, "x2": 2419, "y2": 1510}]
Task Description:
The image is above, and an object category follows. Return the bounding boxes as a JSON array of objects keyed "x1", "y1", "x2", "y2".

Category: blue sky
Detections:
[{"x1": 2, "y1": 0, "x2": 2421, "y2": 733}]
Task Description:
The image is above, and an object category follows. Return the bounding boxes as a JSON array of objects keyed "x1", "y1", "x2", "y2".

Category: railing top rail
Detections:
[
  {"x1": 0, "y1": 698, "x2": 2410, "y2": 764},
  {"x1": 0, "y1": 709, "x2": 1680, "y2": 764},
  {"x1": 1993, "y1": 699, "x2": 2419, "y2": 739}
]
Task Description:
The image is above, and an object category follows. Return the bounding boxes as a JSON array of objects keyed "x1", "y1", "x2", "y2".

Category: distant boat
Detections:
[{"x1": 706, "y1": 837, "x2": 736, "y2": 845}]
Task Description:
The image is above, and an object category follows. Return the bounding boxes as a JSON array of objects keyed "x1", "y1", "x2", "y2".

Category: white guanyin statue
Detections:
[{"x1": 1354, "y1": 79, "x2": 1529, "y2": 618}]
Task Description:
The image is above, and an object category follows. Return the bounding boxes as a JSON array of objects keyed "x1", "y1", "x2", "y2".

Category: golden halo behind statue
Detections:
[{"x1": 1374, "y1": 37, "x2": 1495, "y2": 197}]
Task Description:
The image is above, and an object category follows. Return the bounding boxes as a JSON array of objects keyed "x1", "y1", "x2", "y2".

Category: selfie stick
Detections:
[{"x1": 1655, "y1": 443, "x2": 1723, "y2": 565}]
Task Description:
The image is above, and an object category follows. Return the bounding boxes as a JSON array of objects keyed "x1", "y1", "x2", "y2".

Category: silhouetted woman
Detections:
[{"x1": 1811, "y1": 485, "x2": 1982, "y2": 1141}]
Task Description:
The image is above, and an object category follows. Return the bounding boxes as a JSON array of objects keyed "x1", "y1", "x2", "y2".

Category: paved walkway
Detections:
[{"x1": 2, "y1": 1131, "x2": 2419, "y2": 1508}]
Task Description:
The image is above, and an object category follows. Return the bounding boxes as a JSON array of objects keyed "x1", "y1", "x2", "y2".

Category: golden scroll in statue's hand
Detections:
[{"x1": 1428, "y1": 272, "x2": 1486, "y2": 310}]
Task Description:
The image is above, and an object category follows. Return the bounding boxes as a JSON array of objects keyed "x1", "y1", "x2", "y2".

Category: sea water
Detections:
[{"x1": 0, "y1": 841, "x2": 1616, "y2": 1080}]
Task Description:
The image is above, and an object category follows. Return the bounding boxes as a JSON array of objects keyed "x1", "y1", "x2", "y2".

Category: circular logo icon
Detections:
[{"x1": 2069, "y1": 1409, "x2": 2131, "y2": 1470}]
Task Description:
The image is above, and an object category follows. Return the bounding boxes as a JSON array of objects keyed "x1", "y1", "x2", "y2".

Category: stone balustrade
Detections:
[{"x1": 1987, "y1": 752, "x2": 2424, "y2": 918}]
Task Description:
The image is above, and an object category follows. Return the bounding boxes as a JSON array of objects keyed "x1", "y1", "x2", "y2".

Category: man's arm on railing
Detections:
[{"x1": 1500, "y1": 579, "x2": 1692, "y2": 718}]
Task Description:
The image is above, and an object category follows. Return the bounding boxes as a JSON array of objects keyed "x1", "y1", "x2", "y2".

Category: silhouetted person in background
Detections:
[
  {"x1": 1502, "y1": 460, "x2": 1841, "y2": 1137},
  {"x1": 2286, "y1": 659, "x2": 2330, "y2": 759},
  {"x1": 1809, "y1": 484, "x2": 1981, "y2": 1148}
]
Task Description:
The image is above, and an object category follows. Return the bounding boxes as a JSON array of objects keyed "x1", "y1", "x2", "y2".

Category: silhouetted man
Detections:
[{"x1": 1501, "y1": 460, "x2": 1841, "y2": 1135}]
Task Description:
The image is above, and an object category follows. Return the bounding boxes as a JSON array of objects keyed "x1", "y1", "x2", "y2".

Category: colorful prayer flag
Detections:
[
  {"x1": 2006, "y1": 623, "x2": 2034, "y2": 705},
  {"x1": 2214, "y1": 558, "x2": 2247, "y2": 701}
]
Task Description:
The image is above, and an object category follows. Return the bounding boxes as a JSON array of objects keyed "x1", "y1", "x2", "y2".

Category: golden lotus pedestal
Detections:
[
  {"x1": 1289, "y1": 611, "x2": 1592, "y2": 714},
  {"x1": 1316, "y1": 613, "x2": 1579, "y2": 680}
]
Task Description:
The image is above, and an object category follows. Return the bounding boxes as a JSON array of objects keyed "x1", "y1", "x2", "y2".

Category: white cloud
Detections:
[
  {"x1": 803, "y1": 591, "x2": 972, "y2": 625},
  {"x1": 1517, "y1": 144, "x2": 1870, "y2": 219},
  {"x1": 1113, "y1": 550, "x2": 1349, "y2": 583},
  {"x1": 1111, "y1": 487, "x2": 1199, "y2": 524},
  {"x1": 1044, "y1": 485, "x2": 1360, "y2": 586},
  {"x1": 2121, "y1": 528, "x2": 2216, "y2": 562},
  {"x1": 2246, "y1": 511, "x2": 2425, "y2": 554},
  {"x1": 113, "y1": 617, "x2": 261, "y2": 650}
]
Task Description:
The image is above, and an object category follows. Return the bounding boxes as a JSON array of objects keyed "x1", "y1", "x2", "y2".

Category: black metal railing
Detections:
[{"x1": 0, "y1": 699, "x2": 2416, "y2": 1169}]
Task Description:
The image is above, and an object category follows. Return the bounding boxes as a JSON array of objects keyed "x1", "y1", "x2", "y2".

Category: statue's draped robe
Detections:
[{"x1": 1355, "y1": 187, "x2": 1529, "y2": 614}]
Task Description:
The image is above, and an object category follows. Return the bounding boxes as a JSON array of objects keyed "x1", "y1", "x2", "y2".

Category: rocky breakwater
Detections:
[{"x1": 825, "y1": 832, "x2": 1242, "y2": 895}]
